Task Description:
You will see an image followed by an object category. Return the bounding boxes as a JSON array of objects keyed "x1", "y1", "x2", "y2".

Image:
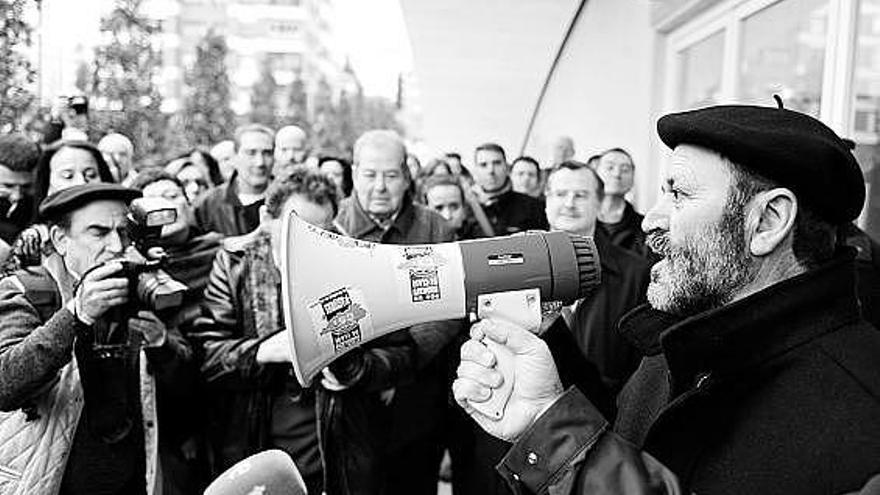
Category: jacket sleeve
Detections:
[
  {"x1": 0, "y1": 276, "x2": 85, "y2": 411},
  {"x1": 190, "y1": 249, "x2": 264, "y2": 386},
  {"x1": 497, "y1": 387, "x2": 682, "y2": 495}
]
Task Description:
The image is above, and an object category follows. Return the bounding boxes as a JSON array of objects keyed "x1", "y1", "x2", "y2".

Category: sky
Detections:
[
  {"x1": 40, "y1": 0, "x2": 413, "y2": 100},
  {"x1": 335, "y1": 0, "x2": 414, "y2": 98}
]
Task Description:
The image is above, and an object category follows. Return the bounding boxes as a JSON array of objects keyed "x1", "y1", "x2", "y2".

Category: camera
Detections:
[{"x1": 121, "y1": 196, "x2": 187, "y2": 312}]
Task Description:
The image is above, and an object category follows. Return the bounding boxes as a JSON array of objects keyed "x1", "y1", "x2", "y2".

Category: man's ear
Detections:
[
  {"x1": 49, "y1": 224, "x2": 68, "y2": 257},
  {"x1": 748, "y1": 188, "x2": 798, "y2": 257}
]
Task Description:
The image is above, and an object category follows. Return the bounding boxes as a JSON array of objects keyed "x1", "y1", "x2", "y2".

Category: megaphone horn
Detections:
[{"x1": 280, "y1": 212, "x2": 601, "y2": 387}]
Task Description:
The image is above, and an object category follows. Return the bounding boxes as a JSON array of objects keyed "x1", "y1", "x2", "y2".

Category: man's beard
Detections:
[{"x1": 645, "y1": 202, "x2": 754, "y2": 317}]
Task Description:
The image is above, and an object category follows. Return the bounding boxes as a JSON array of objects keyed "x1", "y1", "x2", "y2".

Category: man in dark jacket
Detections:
[
  {"x1": 193, "y1": 170, "x2": 346, "y2": 494},
  {"x1": 469, "y1": 143, "x2": 548, "y2": 236},
  {"x1": 454, "y1": 104, "x2": 880, "y2": 494},
  {"x1": 334, "y1": 129, "x2": 460, "y2": 494},
  {"x1": 194, "y1": 124, "x2": 274, "y2": 236},
  {"x1": 595, "y1": 148, "x2": 651, "y2": 258}
]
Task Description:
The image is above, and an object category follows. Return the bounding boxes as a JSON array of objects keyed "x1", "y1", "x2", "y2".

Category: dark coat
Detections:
[
  {"x1": 476, "y1": 189, "x2": 548, "y2": 237},
  {"x1": 498, "y1": 251, "x2": 880, "y2": 494},
  {"x1": 597, "y1": 201, "x2": 650, "y2": 258},
  {"x1": 193, "y1": 178, "x2": 262, "y2": 237},
  {"x1": 568, "y1": 230, "x2": 651, "y2": 395}
]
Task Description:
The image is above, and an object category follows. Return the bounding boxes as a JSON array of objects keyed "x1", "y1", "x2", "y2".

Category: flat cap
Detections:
[
  {"x1": 657, "y1": 105, "x2": 864, "y2": 223},
  {"x1": 39, "y1": 183, "x2": 142, "y2": 222}
]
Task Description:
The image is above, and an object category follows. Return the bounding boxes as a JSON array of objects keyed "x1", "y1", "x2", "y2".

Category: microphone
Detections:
[{"x1": 204, "y1": 449, "x2": 308, "y2": 495}]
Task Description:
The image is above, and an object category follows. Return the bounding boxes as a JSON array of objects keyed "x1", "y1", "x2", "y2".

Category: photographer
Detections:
[{"x1": 0, "y1": 183, "x2": 192, "y2": 495}]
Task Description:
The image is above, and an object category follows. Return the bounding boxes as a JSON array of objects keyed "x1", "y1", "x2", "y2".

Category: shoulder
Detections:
[{"x1": 411, "y1": 203, "x2": 454, "y2": 241}]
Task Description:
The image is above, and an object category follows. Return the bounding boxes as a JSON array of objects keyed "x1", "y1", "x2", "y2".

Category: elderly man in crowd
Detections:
[
  {"x1": 334, "y1": 129, "x2": 460, "y2": 494},
  {"x1": 274, "y1": 125, "x2": 309, "y2": 176},
  {"x1": 0, "y1": 183, "x2": 192, "y2": 494},
  {"x1": 470, "y1": 143, "x2": 547, "y2": 236},
  {"x1": 595, "y1": 148, "x2": 651, "y2": 257},
  {"x1": 196, "y1": 124, "x2": 274, "y2": 236},
  {"x1": 454, "y1": 104, "x2": 880, "y2": 494}
]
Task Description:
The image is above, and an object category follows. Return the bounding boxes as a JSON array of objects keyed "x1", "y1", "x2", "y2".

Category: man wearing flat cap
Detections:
[
  {"x1": 454, "y1": 104, "x2": 880, "y2": 494},
  {"x1": 0, "y1": 183, "x2": 192, "y2": 494}
]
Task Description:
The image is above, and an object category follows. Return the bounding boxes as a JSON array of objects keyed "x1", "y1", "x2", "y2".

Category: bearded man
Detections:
[{"x1": 453, "y1": 104, "x2": 880, "y2": 494}]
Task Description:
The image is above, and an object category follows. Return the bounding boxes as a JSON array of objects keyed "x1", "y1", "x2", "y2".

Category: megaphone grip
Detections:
[{"x1": 471, "y1": 337, "x2": 515, "y2": 420}]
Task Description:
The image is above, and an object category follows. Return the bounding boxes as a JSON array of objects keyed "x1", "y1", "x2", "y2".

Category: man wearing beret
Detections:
[
  {"x1": 0, "y1": 183, "x2": 192, "y2": 494},
  {"x1": 454, "y1": 104, "x2": 880, "y2": 494}
]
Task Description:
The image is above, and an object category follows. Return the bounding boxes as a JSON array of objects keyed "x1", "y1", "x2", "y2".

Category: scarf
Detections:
[{"x1": 245, "y1": 230, "x2": 283, "y2": 337}]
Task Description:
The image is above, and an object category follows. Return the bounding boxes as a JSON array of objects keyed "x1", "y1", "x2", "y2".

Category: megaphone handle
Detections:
[
  {"x1": 469, "y1": 289, "x2": 541, "y2": 420},
  {"x1": 471, "y1": 337, "x2": 515, "y2": 420}
]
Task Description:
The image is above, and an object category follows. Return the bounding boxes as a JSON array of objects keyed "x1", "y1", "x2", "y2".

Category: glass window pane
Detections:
[
  {"x1": 737, "y1": 0, "x2": 829, "y2": 115},
  {"x1": 678, "y1": 30, "x2": 724, "y2": 109},
  {"x1": 853, "y1": 0, "x2": 880, "y2": 234}
]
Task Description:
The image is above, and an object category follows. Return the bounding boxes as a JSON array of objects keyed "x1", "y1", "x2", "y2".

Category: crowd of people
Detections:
[{"x1": 0, "y1": 100, "x2": 878, "y2": 495}]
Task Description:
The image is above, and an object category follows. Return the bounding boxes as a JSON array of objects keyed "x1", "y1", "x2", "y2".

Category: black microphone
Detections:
[{"x1": 204, "y1": 449, "x2": 308, "y2": 495}]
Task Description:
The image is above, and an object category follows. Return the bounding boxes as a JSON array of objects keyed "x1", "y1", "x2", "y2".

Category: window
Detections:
[
  {"x1": 852, "y1": 0, "x2": 880, "y2": 235},
  {"x1": 678, "y1": 30, "x2": 725, "y2": 109},
  {"x1": 737, "y1": 0, "x2": 829, "y2": 116}
]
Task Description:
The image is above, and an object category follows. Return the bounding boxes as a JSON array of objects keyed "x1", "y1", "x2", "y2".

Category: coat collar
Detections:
[
  {"x1": 620, "y1": 249, "x2": 862, "y2": 387},
  {"x1": 337, "y1": 195, "x2": 417, "y2": 240}
]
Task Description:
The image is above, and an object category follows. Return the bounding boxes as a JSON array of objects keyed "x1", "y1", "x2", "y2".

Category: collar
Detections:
[
  {"x1": 339, "y1": 195, "x2": 416, "y2": 240},
  {"x1": 476, "y1": 178, "x2": 513, "y2": 205},
  {"x1": 620, "y1": 249, "x2": 861, "y2": 388}
]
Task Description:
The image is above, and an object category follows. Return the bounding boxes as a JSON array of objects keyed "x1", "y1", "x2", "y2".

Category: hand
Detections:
[
  {"x1": 453, "y1": 318, "x2": 565, "y2": 443},
  {"x1": 129, "y1": 310, "x2": 167, "y2": 347},
  {"x1": 255, "y1": 331, "x2": 292, "y2": 364},
  {"x1": 77, "y1": 261, "x2": 129, "y2": 322}
]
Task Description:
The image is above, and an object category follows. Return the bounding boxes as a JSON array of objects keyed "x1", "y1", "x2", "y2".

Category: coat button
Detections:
[{"x1": 527, "y1": 452, "x2": 538, "y2": 465}]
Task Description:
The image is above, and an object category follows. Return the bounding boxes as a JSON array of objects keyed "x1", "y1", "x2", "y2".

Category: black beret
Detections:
[
  {"x1": 657, "y1": 105, "x2": 864, "y2": 223},
  {"x1": 39, "y1": 183, "x2": 142, "y2": 222}
]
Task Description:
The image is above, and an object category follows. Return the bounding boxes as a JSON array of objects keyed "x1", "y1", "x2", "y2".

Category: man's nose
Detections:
[
  {"x1": 106, "y1": 230, "x2": 125, "y2": 254},
  {"x1": 642, "y1": 199, "x2": 670, "y2": 234}
]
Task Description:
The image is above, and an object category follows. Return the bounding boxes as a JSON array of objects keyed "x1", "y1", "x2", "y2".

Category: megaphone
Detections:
[
  {"x1": 281, "y1": 211, "x2": 601, "y2": 391},
  {"x1": 204, "y1": 449, "x2": 307, "y2": 495}
]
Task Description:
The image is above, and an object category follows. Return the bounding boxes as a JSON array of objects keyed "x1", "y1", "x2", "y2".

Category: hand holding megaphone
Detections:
[{"x1": 453, "y1": 318, "x2": 565, "y2": 443}]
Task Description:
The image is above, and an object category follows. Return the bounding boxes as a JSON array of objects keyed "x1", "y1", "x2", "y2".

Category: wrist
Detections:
[{"x1": 67, "y1": 298, "x2": 95, "y2": 326}]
